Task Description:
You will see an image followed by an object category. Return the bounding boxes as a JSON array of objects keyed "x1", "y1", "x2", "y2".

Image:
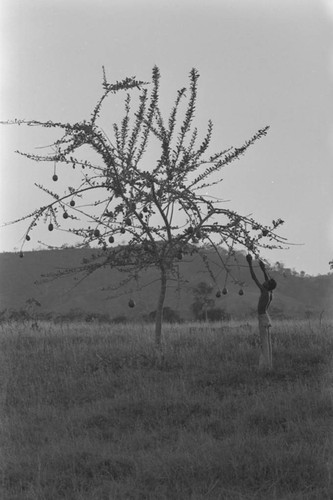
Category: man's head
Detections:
[{"x1": 263, "y1": 278, "x2": 277, "y2": 291}]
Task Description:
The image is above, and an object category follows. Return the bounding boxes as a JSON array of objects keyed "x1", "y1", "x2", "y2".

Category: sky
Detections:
[{"x1": 0, "y1": 0, "x2": 332, "y2": 276}]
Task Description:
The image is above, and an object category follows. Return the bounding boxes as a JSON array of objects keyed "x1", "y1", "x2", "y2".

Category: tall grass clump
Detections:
[{"x1": 1, "y1": 319, "x2": 333, "y2": 499}]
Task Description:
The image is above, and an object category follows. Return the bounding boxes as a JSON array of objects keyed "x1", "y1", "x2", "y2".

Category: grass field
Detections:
[{"x1": 1, "y1": 319, "x2": 333, "y2": 499}]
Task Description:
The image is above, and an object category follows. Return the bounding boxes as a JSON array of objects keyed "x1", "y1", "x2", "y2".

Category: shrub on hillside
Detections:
[
  {"x1": 144, "y1": 307, "x2": 183, "y2": 324},
  {"x1": 112, "y1": 315, "x2": 128, "y2": 324}
]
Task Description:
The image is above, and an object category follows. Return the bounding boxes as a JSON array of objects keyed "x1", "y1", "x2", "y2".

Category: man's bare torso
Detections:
[{"x1": 258, "y1": 288, "x2": 272, "y2": 315}]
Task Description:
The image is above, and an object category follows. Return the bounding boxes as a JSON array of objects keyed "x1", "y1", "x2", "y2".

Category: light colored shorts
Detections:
[{"x1": 258, "y1": 313, "x2": 272, "y2": 328}]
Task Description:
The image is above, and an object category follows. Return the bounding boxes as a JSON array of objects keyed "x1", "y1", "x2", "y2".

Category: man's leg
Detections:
[
  {"x1": 259, "y1": 321, "x2": 272, "y2": 370},
  {"x1": 267, "y1": 327, "x2": 272, "y2": 367}
]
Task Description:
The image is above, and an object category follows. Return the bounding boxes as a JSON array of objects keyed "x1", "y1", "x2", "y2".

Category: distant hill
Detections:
[{"x1": 0, "y1": 247, "x2": 332, "y2": 322}]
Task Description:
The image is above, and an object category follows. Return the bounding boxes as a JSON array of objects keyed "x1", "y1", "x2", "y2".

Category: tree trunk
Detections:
[
  {"x1": 204, "y1": 304, "x2": 208, "y2": 322},
  {"x1": 154, "y1": 266, "x2": 167, "y2": 346}
]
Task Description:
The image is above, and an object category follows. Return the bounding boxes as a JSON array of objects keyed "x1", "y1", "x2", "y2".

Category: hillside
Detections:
[{"x1": 0, "y1": 247, "x2": 332, "y2": 322}]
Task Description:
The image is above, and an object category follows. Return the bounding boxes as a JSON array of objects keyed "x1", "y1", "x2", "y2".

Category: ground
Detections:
[{"x1": 1, "y1": 319, "x2": 333, "y2": 499}]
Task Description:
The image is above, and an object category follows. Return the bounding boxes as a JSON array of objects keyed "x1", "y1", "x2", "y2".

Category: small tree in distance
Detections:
[
  {"x1": 191, "y1": 282, "x2": 215, "y2": 322},
  {"x1": 1, "y1": 66, "x2": 286, "y2": 345}
]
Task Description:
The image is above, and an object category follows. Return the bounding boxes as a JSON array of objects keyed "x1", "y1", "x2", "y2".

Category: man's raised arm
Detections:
[
  {"x1": 246, "y1": 254, "x2": 262, "y2": 289},
  {"x1": 259, "y1": 260, "x2": 270, "y2": 281}
]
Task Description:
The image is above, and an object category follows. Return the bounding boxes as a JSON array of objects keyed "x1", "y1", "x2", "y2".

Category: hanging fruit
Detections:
[
  {"x1": 108, "y1": 235, "x2": 115, "y2": 244},
  {"x1": 70, "y1": 200, "x2": 75, "y2": 207},
  {"x1": 52, "y1": 174, "x2": 58, "y2": 182},
  {"x1": 216, "y1": 290, "x2": 222, "y2": 298},
  {"x1": 222, "y1": 287, "x2": 228, "y2": 295},
  {"x1": 63, "y1": 212, "x2": 69, "y2": 219},
  {"x1": 25, "y1": 235, "x2": 31, "y2": 241},
  {"x1": 48, "y1": 223, "x2": 54, "y2": 232},
  {"x1": 94, "y1": 229, "x2": 100, "y2": 238},
  {"x1": 239, "y1": 288, "x2": 244, "y2": 296},
  {"x1": 128, "y1": 298, "x2": 136, "y2": 308}
]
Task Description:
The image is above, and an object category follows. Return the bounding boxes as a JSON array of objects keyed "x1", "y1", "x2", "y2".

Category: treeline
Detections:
[
  {"x1": 0, "y1": 306, "x2": 184, "y2": 325},
  {"x1": 0, "y1": 303, "x2": 322, "y2": 326},
  {"x1": 1, "y1": 247, "x2": 332, "y2": 324}
]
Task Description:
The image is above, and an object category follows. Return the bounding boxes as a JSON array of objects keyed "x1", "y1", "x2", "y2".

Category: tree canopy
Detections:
[{"x1": 1, "y1": 66, "x2": 286, "y2": 344}]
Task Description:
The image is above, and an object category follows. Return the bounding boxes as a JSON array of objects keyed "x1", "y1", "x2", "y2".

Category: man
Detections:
[{"x1": 246, "y1": 254, "x2": 277, "y2": 370}]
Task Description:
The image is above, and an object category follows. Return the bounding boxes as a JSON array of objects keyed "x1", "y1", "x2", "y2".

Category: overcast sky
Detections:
[{"x1": 0, "y1": 0, "x2": 332, "y2": 276}]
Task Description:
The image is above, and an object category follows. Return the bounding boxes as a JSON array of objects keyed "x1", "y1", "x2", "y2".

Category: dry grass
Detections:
[{"x1": 1, "y1": 319, "x2": 333, "y2": 499}]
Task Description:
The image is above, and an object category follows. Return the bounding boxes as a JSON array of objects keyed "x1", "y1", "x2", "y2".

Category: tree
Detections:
[
  {"x1": 191, "y1": 281, "x2": 215, "y2": 322},
  {"x1": 1, "y1": 66, "x2": 286, "y2": 346},
  {"x1": 206, "y1": 308, "x2": 230, "y2": 322},
  {"x1": 145, "y1": 306, "x2": 182, "y2": 324},
  {"x1": 25, "y1": 297, "x2": 41, "y2": 329}
]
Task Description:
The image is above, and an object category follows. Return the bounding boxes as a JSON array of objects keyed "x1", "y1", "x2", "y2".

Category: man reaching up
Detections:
[{"x1": 246, "y1": 254, "x2": 277, "y2": 370}]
